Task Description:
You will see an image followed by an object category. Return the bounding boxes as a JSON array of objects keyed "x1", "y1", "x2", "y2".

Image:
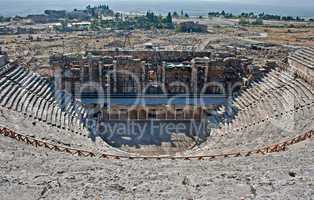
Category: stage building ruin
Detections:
[{"x1": 49, "y1": 49, "x2": 253, "y2": 148}]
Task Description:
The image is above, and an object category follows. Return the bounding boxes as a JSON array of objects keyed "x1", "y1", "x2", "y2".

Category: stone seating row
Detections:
[
  {"x1": 214, "y1": 69, "x2": 313, "y2": 136},
  {"x1": 0, "y1": 65, "x2": 89, "y2": 136}
]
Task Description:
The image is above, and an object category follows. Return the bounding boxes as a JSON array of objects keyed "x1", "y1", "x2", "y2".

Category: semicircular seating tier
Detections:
[
  {"x1": 0, "y1": 63, "x2": 129, "y2": 155},
  {"x1": 0, "y1": 63, "x2": 88, "y2": 133},
  {"x1": 189, "y1": 58, "x2": 313, "y2": 156}
]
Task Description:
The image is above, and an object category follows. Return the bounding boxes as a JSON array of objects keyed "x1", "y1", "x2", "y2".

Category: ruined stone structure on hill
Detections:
[{"x1": 49, "y1": 50, "x2": 252, "y2": 122}]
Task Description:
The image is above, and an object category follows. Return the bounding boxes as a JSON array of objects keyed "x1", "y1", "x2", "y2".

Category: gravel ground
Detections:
[
  {"x1": 0, "y1": 134, "x2": 313, "y2": 200},
  {"x1": 0, "y1": 108, "x2": 127, "y2": 156}
]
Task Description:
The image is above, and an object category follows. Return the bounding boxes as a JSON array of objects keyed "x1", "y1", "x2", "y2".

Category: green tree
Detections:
[
  {"x1": 173, "y1": 11, "x2": 179, "y2": 18},
  {"x1": 166, "y1": 12, "x2": 172, "y2": 23},
  {"x1": 115, "y1": 12, "x2": 121, "y2": 21}
]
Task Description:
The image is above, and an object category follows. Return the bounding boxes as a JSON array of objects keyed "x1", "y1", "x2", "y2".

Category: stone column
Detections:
[
  {"x1": 174, "y1": 105, "x2": 177, "y2": 120},
  {"x1": 191, "y1": 59, "x2": 197, "y2": 94},
  {"x1": 113, "y1": 60, "x2": 117, "y2": 93},
  {"x1": 88, "y1": 60, "x2": 93, "y2": 82},
  {"x1": 204, "y1": 60, "x2": 209, "y2": 84},
  {"x1": 162, "y1": 62, "x2": 166, "y2": 83},
  {"x1": 99, "y1": 62, "x2": 103, "y2": 86},
  {"x1": 141, "y1": 61, "x2": 146, "y2": 95}
]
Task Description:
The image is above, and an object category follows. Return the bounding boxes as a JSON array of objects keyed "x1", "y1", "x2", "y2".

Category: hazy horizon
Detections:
[{"x1": 1, "y1": 0, "x2": 313, "y2": 17}]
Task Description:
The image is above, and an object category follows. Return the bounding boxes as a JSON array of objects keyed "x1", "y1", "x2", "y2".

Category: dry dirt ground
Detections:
[
  {"x1": 250, "y1": 27, "x2": 314, "y2": 47},
  {"x1": 0, "y1": 133, "x2": 313, "y2": 200}
]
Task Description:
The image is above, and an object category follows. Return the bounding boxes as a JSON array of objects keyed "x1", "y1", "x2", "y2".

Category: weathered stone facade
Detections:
[
  {"x1": 49, "y1": 50, "x2": 251, "y2": 121},
  {"x1": 88, "y1": 49, "x2": 213, "y2": 62}
]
